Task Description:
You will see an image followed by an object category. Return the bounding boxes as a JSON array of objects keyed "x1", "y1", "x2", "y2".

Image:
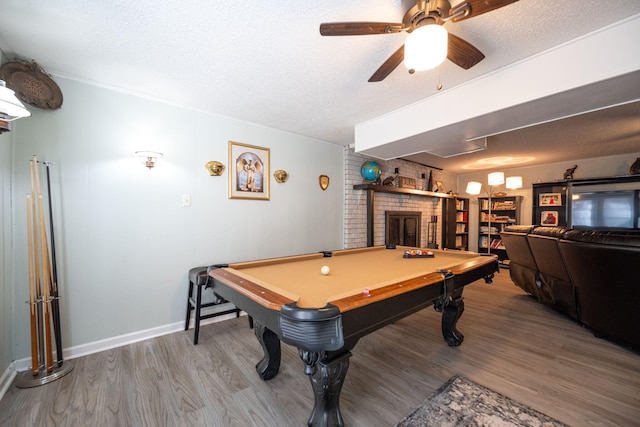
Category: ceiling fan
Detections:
[{"x1": 319, "y1": 0, "x2": 519, "y2": 82}]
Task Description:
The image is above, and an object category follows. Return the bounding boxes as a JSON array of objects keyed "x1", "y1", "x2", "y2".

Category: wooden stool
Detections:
[{"x1": 185, "y1": 266, "x2": 241, "y2": 344}]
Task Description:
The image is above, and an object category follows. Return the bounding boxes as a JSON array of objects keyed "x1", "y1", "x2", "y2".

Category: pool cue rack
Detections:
[{"x1": 16, "y1": 157, "x2": 72, "y2": 388}]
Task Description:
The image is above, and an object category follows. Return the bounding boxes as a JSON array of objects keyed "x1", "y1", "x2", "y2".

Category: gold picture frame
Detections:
[{"x1": 229, "y1": 141, "x2": 270, "y2": 200}]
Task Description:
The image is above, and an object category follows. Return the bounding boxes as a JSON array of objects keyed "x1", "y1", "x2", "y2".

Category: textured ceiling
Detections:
[{"x1": 1, "y1": 0, "x2": 639, "y2": 173}]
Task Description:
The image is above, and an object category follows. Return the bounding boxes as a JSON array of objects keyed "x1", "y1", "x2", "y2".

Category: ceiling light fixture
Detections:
[
  {"x1": 0, "y1": 79, "x2": 31, "y2": 122},
  {"x1": 404, "y1": 24, "x2": 448, "y2": 72}
]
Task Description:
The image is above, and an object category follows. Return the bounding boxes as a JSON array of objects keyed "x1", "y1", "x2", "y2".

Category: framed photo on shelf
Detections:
[
  {"x1": 434, "y1": 180, "x2": 445, "y2": 193},
  {"x1": 539, "y1": 193, "x2": 561, "y2": 206},
  {"x1": 229, "y1": 141, "x2": 270, "y2": 200},
  {"x1": 541, "y1": 211, "x2": 559, "y2": 226}
]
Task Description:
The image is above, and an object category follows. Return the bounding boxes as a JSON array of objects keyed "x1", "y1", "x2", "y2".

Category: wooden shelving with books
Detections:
[
  {"x1": 443, "y1": 197, "x2": 469, "y2": 250},
  {"x1": 532, "y1": 181, "x2": 568, "y2": 227},
  {"x1": 478, "y1": 196, "x2": 521, "y2": 264}
]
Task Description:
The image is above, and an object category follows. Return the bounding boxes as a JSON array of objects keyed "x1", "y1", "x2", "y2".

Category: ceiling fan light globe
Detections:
[{"x1": 404, "y1": 25, "x2": 448, "y2": 72}]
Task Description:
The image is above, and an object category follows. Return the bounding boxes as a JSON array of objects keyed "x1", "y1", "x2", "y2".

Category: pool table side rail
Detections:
[
  {"x1": 226, "y1": 246, "x2": 390, "y2": 270},
  {"x1": 227, "y1": 252, "x2": 325, "y2": 269},
  {"x1": 209, "y1": 268, "x2": 295, "y2": 311},
  {"x1": 331, "y1": 254, "x2": 498, "y2": 312},
  {"x1": 338, "y1": 256, "x2": 499, "y2": 347}
]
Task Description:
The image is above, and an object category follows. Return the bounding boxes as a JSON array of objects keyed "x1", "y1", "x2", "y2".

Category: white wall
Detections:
[
  {"x1": 0, "y1": 124, "x2": 13, "y2": 389},
  {"x1": 9, "y1": 76, "x2": 344, "y2": 361},
  {"x1": 1, "y1": 51, "x2": 16, "y2": 392},
  {"x1": 458, "y1": 153, "x2": 640, "y2": 251}
]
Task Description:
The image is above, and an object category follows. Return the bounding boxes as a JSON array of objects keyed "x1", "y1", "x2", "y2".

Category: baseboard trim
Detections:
[
  {"x1": 12, "y1": 308, "x2": 245, "y2": 373},
  {"x1": 0, "y1": 361, "x2": 17, "y2": 402}
]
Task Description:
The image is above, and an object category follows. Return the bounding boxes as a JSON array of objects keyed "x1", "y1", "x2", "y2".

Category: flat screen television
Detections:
[{"x1": 570, "y1": 190, "x2": 639, "y2": 229}]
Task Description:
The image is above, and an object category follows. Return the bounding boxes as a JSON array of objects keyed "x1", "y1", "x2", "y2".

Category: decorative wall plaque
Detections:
[
  {"x1": 319, "y1": 175, "x2": 330, "y2": 190},
  {"x1": 0, "y1": 61, "x2": 63, "y2": 109},
  {"x1": 398, "y1": 176, "x2": 416, "y2": 189}
]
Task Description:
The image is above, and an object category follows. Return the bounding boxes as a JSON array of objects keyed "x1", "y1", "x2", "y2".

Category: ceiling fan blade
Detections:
[
  {"x1": 368, "y1": 45, "x2": 405, "y2": 82},
  {"x1": 447, "y1": 33, "x2": 485, "y2": 69},
  {"x1": 320, "y1": 22, "x2": 404, "y2": 36},
  {"x1": 451, "y1": 0, "x2": 519, "y2": 23}
]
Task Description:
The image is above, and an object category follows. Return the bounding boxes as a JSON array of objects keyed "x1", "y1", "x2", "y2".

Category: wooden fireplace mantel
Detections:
[
  {"x1": 353, "y1": 184, "x2": 452, "y2": 246},
  {"x1": 353, "y1": 183, "x2": 452, "y2": 198}
]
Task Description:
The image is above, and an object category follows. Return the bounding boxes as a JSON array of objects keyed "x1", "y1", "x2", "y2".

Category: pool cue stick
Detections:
[
  {"x1": 33, "y1": 158, "x2": 55, "y2": 372},
  {"x1": 26, "y1": 194, "x2": 39, "y2": 376},
  {"x1": 44, "y1": 161, "x2": 63, "y2": 366},
  {"x1": 29, "y1": 159, "x2": 44, "y2": 372}
]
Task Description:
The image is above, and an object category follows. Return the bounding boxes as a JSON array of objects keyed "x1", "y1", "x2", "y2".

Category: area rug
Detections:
[{"x1": 396, "y1": 375, "x2": 568, "y2": 427}]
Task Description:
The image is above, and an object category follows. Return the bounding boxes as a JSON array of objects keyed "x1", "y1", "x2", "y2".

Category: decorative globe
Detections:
[{"x1": 361, "y1": 161, "x2": 382, "y2": 182}]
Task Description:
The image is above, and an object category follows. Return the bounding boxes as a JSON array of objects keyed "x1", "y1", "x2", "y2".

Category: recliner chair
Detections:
[
  {"x1": 527, "y1": 226, "x2": 578, "y2": 320},
  {"x1": 500, "y1": 225, "x2": 539, "y2": 299}
]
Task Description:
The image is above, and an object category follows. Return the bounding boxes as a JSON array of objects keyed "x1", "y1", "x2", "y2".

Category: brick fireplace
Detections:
[{"x1": 344, "y1": 147, "x2": 449, "y2": 249}]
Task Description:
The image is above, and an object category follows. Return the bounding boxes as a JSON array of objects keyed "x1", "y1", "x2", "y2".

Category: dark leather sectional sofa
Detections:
[{"x1": 500, "y1": 225, "x2": 640, "y2": 350}]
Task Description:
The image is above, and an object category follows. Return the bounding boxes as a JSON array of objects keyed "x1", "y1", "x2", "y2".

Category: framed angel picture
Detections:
[{"x1": 229, "y1": 141, "x2": 270, "y2": 200}]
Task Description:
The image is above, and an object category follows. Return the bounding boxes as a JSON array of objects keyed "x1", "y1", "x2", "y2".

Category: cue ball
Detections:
[{"x1": 321, "y1": 266, "x2": 330, "y2": 275}]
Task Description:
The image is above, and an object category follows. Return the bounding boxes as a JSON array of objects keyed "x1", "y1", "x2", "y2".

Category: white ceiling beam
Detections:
[{"x1": 355, "y1": 14, "x2": 640, "y2": 160}]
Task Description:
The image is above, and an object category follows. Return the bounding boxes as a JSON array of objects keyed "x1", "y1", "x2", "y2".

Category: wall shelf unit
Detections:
[
  {"x1": 532, "y1": 175, "x2": 640, "y2": 229},
  {"x1": 352, "y1": 183, "x2": 451, "y2": 198},
  {"x1": 443, "y1": 197, "x2": 469, "y2": 250},
  {"x1": 478, "y1": 195, "x2": 521, "y2": 264},
  {"x1": 532, "y1": 182, "x2": 569, "y2": 227}
]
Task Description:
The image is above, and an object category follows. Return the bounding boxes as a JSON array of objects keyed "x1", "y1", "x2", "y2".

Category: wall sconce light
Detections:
[
  {"x1": 274, "y1": 170, "x2": 288, "y2": 183},
  {"x1": 135, "y1": 151, "x2": 163, "y2": 169},
  {"x1": 205, "y1": 161, "x2": 225, "y2": 176},
  {"x1": 466, "y1": 171, "x2": 522, "y2": 254}
]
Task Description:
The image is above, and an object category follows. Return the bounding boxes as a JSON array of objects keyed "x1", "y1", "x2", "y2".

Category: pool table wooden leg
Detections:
[
  {"x1": 254, "y1": 322, "x2": 281, "y2": 380},
  {"x1": 305, "y1": 351, "x2": 351, "y2": 427},
  {"x1": 441, "y1": 297, "x2": 465, "y2": 346}
]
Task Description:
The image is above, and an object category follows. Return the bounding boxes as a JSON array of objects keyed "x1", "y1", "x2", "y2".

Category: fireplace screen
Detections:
[{"x1": 385, "y1": 211, "x2": 421, "y2": 247}]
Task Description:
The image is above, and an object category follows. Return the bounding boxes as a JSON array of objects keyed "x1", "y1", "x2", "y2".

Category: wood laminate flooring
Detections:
[{"x1": 1, "y1": 272, "x2": 639, "y2": 426}]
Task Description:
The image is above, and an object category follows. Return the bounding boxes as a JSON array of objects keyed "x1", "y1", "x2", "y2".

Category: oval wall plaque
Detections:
[{"x1": 0, "y1": 61, "x2": 63, "y2": 110}]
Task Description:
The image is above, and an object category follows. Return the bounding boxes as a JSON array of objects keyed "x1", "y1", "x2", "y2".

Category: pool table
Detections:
[{"x1": 208, "y1": 246, "x2": 498, "y2": 427}]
